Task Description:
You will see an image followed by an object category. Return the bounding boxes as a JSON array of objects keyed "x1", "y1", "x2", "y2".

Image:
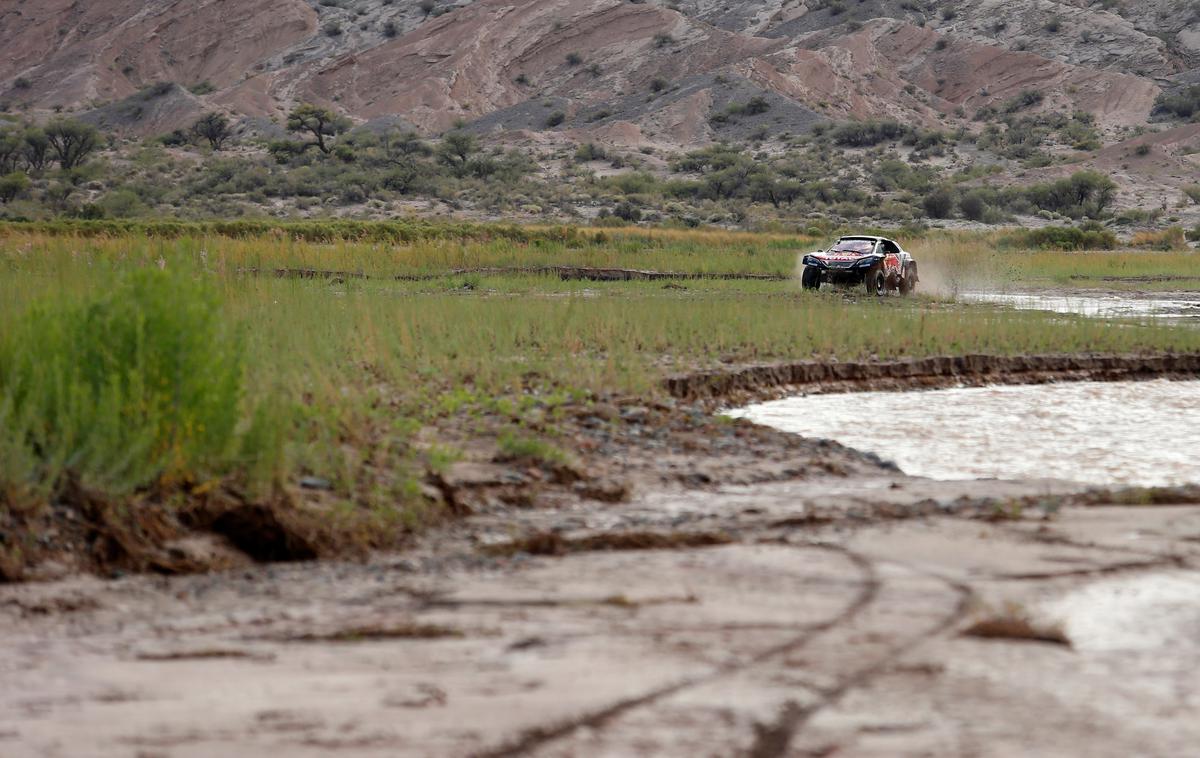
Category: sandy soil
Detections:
[{"x1": 4, "y1": 471, "x2": 1199, "y2": 757}]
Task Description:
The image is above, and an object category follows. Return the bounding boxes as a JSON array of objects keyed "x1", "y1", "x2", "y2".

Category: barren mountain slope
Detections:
[
  {"x1": 0, "y1": 0, "x2": 1192, "y2": 149},
  {"x1": 0, "y1": 0, "x2": 317, "y2": 107}
]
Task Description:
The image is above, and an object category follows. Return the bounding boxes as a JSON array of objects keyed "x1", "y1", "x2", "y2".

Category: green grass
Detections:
[
  {"x1": 3, "y1": 222, "x2": 1200, "y2": 544},
  {"x1": 6, "y1": 221, "x2": 1196, "y2": 291},
  {"x1": 0, "y1": 268, "x2": 247, "y2": 502}
]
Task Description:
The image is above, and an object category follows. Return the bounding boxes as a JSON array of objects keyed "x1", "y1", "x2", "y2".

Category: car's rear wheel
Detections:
[
  {"x1": 865, "y1": 266, "x2": 886, "y2": 296},
  {"x1": 801, "y1": 266, "x2": 821, "y2": 290},
  {"x1": 899, "y1": 263, "x2": 918, "y2": 296}
]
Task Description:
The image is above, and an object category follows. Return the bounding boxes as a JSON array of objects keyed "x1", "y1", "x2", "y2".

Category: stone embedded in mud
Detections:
[
  {"x1": 442, "y1": 462, "x2": 529, "y2": 488},
  {"x1": 164, "y1": 535, "x2": 252, "y2": 573},
  {"x1": 573, "y1": 477, "x2": 631, "y2": 503}
]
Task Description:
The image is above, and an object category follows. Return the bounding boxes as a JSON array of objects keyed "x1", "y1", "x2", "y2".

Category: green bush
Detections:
[
  {"x1": 1004, "y1": 225, "x2": 1118, "y2": 250},
  {"x1": 1023, "y1": 171, "x2": 1117, "y2": 219},
  {"x1": 1002, "y1": 89, "x2": 1044, "y2": 114},
  {"x1": 922, "y1": 187, "x2": 955, "y2": 218},
  {"x1": 0, "y1": 268, "x2": 244, "y2": 496},
  {"x1": 1154, "y1": 85, "x2": 1200, "y2": 120},
  {"x1": 958, "y1": 190, "x2": 989, "y2": 221},
  {"x1": 830, "y1": 120, "x2": 908, "y2": 147}
]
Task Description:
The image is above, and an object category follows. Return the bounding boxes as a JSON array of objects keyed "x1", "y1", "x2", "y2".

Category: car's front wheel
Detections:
[
  {"x1": 801, "y1": 265, "x2": 821, "y2": 290},
  {"x1": 865, "y1": 266, "x2": 886, "y2": 296}
]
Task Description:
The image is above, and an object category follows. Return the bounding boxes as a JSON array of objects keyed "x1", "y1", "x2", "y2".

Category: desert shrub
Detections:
[
  {"x1": 871, "y1": 159, "x2": 934, "y2": 192},
  {"x1": 922, "y1": 187, "x2": 955, "y2": 218},
  {"x1": 0, "y1": 268, "x2": 244, "y2": 496},
  {"x1": 1005, "y1": 225, "x2": 1118, "y2": 250},
  {"x1": 0, "y1": 172, "x2": 30, "y2": 203},
  {"x1": 603, "y1": 171, "x2": 660, "y2": 195},
  {"x1": 733, "y1": 96, "x2": 771, "y2": 116},
  {"x1": 958, "y1": 190, "x2": 990, "y2": 221},
  {"x1": 1002, "y1": 89, "x2": 1044, "y2": 114},
  {"x1": 98, "y1": 188, "x2": 146, "y2": 217},
  {"x1": 613, "y1": 200, "x2": 642, "y2": 222},
  {"x1": 545, "y1": 111, "x2": 566, "y2": 127},
  {"x1": 1154, "y1": 85, "x2": 1200, "y2": 120},
  {"x1": 574, "y1": 142, "x2": 608, "y2": 162},
  {"x1": 1023, "y1": 171, "x2": 1117, "y2": 218},
  {"x1": 1130, "y1": 227, "x2": 1187, "y2": 250},
  {"x1": 831, "y1": 120, "x2": 908, "y2": 147},
  {"x1": 1183, "y1": 185, "x2": 1200, "y2": 205},
  {"x1": 1112, "y1": 208, "x2": 1162, "y2": 226},
  {"x1": 904, "y1": 128, "x2": 951, "y2": 154}
]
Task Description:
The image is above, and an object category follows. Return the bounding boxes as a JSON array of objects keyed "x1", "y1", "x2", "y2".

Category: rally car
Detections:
[{"x1": 801, "y1": 235, "x2": 918, "y2": 296}]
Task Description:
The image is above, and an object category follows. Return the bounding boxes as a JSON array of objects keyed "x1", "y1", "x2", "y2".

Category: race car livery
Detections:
[{"x1": 801, "y1": 235, "x2": 918, "y2": 296}]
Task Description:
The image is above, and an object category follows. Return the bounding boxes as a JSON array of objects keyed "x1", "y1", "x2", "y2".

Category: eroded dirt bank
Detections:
[
  {"x1": 4, "y1": 474, "x2": 1200, "y2": 756},
  {"x1": 667, "y1": 352, "x2": 1200, "y2": 406}
]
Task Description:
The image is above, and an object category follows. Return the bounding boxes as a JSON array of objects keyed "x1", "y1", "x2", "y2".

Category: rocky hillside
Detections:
[
  {"x1": 2, "y1": 0, "x2": 1198, "y2": 225},
  {"x1": 3, "y1": 0, "x2": 1197, "y2": 144}
]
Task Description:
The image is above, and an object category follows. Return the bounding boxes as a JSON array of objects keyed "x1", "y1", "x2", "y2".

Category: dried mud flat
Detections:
[{"x1": 4, "y1": 469, "x2": 1200, "y2": 757}]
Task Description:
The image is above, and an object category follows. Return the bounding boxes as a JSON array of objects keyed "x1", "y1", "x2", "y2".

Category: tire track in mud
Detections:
[
  {"x1": 470, "y1": 543, "x2": 881, "y2": 758},
  {"x1": 988, "y1": 522, "x2": 1197, "y2": 580},
  {"x1": 743, "y1": 565, "x2": 975, "y2": 757}
]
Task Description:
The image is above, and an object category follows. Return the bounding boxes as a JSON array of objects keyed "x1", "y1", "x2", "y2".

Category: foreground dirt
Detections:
[{"x1": 4, "y1": 470, "x2": 1199, "y2": 757}]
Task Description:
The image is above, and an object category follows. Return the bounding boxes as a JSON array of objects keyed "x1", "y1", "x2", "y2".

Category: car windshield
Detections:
[{"x1": 830, "y1": 239, "x2": 875, "y2": 254}]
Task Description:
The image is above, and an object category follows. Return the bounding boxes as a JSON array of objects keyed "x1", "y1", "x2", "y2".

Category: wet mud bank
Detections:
[{"x1": 666, "y1": 352, "x2": 1200, "y2": 405}]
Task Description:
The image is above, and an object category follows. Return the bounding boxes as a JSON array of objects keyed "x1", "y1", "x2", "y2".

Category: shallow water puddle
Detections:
[
  {"x1": 1046, "y1": 572, "x2": 1200, "y2": 652},
  {"x1": 958, "y1": 290, "x2": 1200, "y2": 325},
  {"x1": 729, "y1": 380, "x2": 1200, "y2": 486}
]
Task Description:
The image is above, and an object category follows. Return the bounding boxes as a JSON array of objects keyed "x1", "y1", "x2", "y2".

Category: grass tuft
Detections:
[{"x1": 1, "y1": 267, "x2": 248, "y2": 500}]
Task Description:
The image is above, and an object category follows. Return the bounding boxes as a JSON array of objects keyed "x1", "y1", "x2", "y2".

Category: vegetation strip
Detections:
[
  {"x1": 241, "y1": 265, "x2": 789, "y2": 283},
  {"x1": 666, "y1": 353, "x2": 1200, "y2": 402}
]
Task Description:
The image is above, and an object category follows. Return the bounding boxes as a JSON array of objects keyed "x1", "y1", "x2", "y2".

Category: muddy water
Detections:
[
  {"x1": 730, "y1": 380, "x2": 1200, "y2": 486},
  {"x1": 959, "y1": 290, "x2": 1200, "y2": 325},
  {"x1": 1047, "y1": 572, "x2": 1200, "y2": 651}
]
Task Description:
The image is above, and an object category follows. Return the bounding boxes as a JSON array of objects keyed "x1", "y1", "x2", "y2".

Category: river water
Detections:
[
  {"x1": 729, "y1": 380, "x2": 1200, "y2": 486},
  {"x1": 958, "y1": 290, "x2": 1200, "y2": 325}
]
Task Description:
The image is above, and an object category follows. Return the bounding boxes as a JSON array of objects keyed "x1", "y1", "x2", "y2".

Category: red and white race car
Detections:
[{"x1": 801, "y1": 235, "x2": 919, "y2": 296}]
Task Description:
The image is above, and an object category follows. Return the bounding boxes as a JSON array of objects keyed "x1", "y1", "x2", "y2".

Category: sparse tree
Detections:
[
  {"x1": 286, "y1": 103, "x2": 351, "y2": 154},
  {"x1": 381, "y1": 129, "x2": 432, "y2": 166},
  {"x1": 22, "y1": 127, "x2": 49, "y2": 174},
  {"x1": 436, "y1": 130, "x2": 477, "y2": 173},
  {"x1": 0, "y1": 171, "x2": 30, "y2": 203},
  {"x1": 191, "y1": 112, "x2": 232, "y2": 151},
  {"x1": 44, "y1": 118, "x2": 99, "y2": 170},
  {"x1": 0, "y1": 128, "x2": 21, "y2": 174}
]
